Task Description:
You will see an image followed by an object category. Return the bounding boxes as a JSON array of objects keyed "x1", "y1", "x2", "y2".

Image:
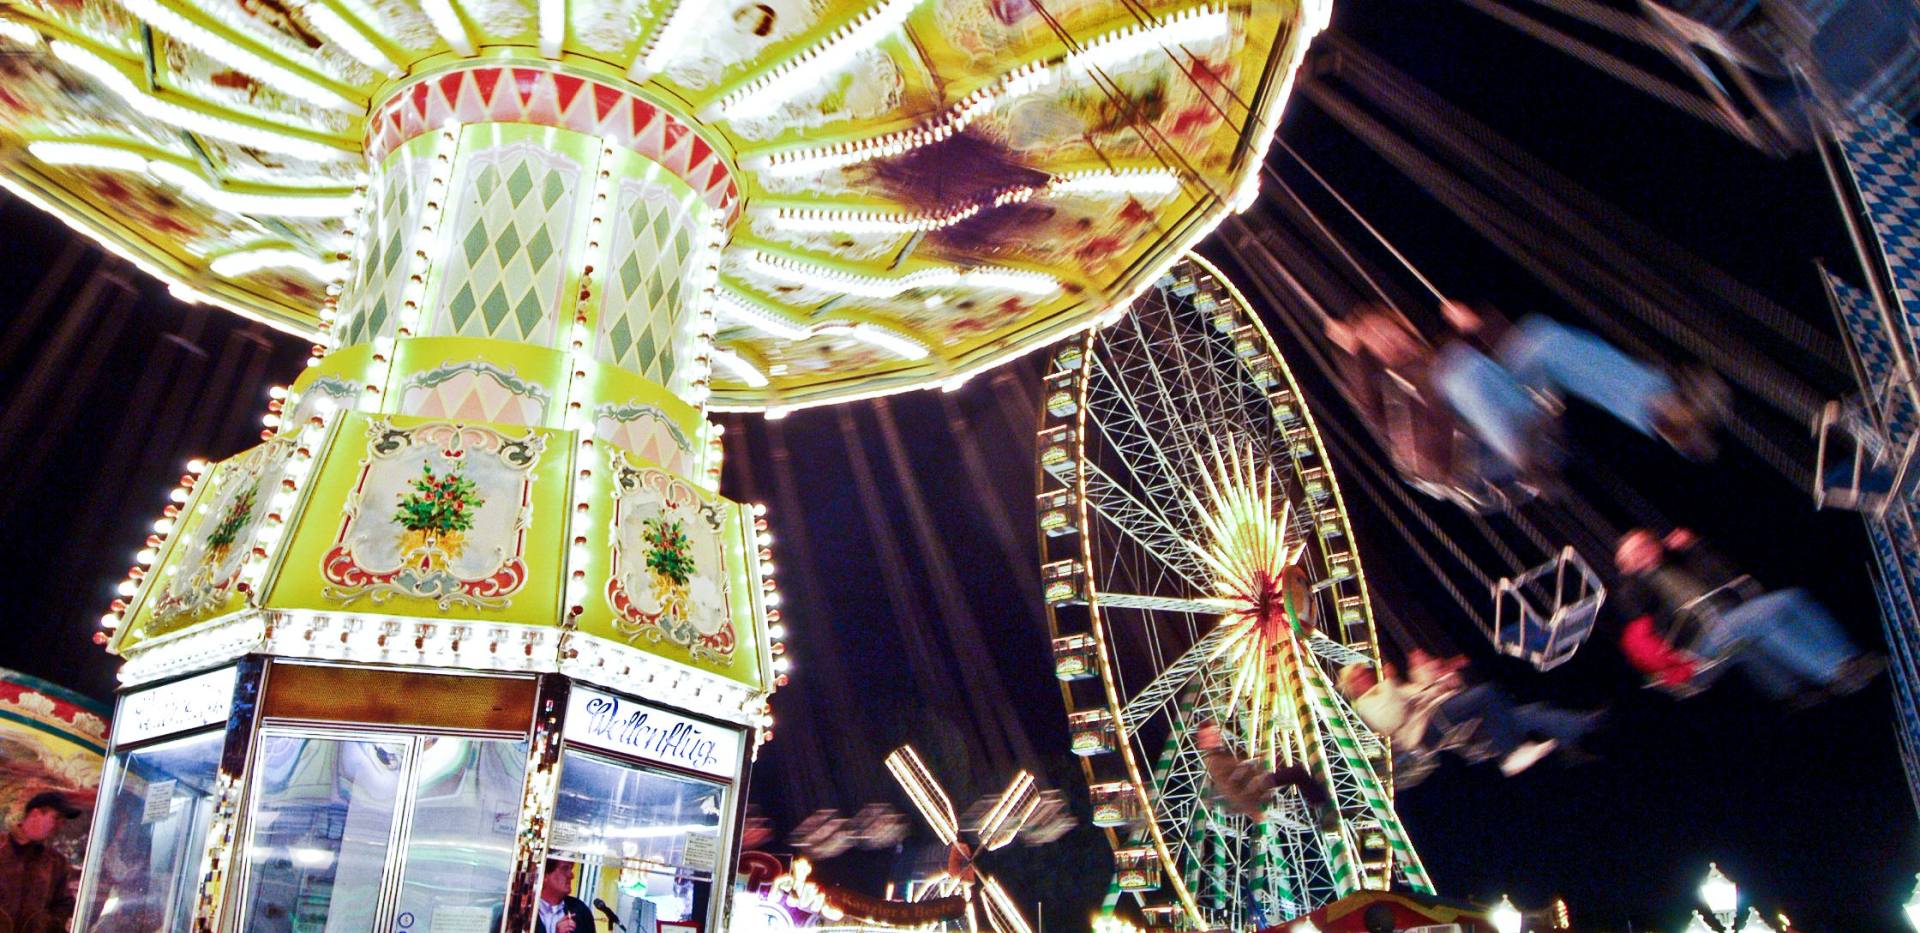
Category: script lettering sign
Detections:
[
  {"x1": 115, "y1": 665, "x2": 239, "y2": 745},
  {"x1": 564, "y1": 688, "x2": 740, "y2": 779}
]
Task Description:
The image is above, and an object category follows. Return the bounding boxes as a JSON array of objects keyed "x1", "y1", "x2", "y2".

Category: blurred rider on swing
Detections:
[
  {"x1": 1328, "y1": 301, "x2": 1725, "y2": 511},
  {"x1": 1336, "y1": 650, "x2": 1602, "y2": 778},
  {"x1": 1195, "y1": 722, "x2": 1340, "y2": 833},
  {"x1": 1613, "y1": 527, "x2": 1884, "y2": 702}
]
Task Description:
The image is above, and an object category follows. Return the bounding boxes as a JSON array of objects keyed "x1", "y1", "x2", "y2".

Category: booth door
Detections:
[
  {"x1": 546, "y1": 748, "x2": 730, "y2": 933},
  {"x1": 232, "y1": 730, "x2": 531, "y2": 933}
]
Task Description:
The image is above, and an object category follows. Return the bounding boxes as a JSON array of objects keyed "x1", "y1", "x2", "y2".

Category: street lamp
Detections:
[
  {"x1": 1700, "y1": 863, "x2": 1739, "y2": 925},
  {"x1": 1905, "y1": 873, "x2": 1920, "y2": 930},
  {"x1": 1490, "y1": 895, "x2": 1523, "y2": 933},
  {"x1": 1686, "y1": 864, "x2": 1773, "y2": 933}
]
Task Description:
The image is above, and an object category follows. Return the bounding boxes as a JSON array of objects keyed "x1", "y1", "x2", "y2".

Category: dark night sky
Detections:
[{"x1": 0, "y1": 1, "x2": 1916, "y2": 930}]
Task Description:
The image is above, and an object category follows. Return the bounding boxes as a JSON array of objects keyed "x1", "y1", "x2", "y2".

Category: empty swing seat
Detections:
[
  {"x1": 1814, "y1": 397, "x2": 1914, "y2": 516},
  {"x1": 1492, "y1": 547, "x2": 1606, "y2": 672}
]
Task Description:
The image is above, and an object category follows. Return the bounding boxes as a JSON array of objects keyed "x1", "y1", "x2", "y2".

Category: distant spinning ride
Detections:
[
  {"x1": 1038, "y1": 255, "x2": 1429, "y2": 930},
  {"x1": 0, "y1": 0, "x2": 1324, "y2": 926}
]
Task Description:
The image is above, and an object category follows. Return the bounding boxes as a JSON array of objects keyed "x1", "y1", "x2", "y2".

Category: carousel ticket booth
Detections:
[{"x1": 76, "y1": 658, "x2": 758, "y2": 933}]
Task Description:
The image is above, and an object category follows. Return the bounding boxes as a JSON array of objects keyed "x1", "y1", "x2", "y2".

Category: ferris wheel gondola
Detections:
[{"x1": 1036, "y1": 255, "x2": 1431, "y2": 931}]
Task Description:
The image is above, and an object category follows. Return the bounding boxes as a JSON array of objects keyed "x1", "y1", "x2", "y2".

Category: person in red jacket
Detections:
[{"x1": 1613, "y1": 527, "x2": 1883, "y2": 701}]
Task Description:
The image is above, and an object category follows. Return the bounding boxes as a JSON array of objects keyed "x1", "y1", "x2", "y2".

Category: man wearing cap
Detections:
[{"x1": 0, "y1": 791, "x2": 82, "y2": 932}]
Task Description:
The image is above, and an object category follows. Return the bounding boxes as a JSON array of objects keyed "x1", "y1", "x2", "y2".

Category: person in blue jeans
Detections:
[
  {"x1": 1428, "y1": 302, "x2": 1725, "y2": 471},
  {"x1": 1328, "y1": 303, "x2": 1724, "y2": 509},
  {"x1": 1339, "y1": 651, "x2": 1603, "y2": 777},
  {"x1": 1614, "y1": 527, "x2": 1884, "y2": 702}
]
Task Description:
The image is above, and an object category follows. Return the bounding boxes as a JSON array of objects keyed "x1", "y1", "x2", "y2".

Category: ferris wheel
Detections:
[{"x1": 1036, "y1": 255, "x2": 1432, "y2": 930}]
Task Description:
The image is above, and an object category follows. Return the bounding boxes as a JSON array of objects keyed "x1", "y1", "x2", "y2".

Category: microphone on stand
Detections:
[{"x1": 592, "y1": 898, "x2": 627, "y2": 931}]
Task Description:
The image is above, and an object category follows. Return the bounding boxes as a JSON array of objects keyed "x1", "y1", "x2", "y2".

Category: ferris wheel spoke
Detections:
[
  {"x1": 1306, "y1": 632, "x2": 1376, "y2": 668},
  {"x1": 1144, "y1": 685, "x2": 1224, "y2": 877},
  {"x1": 1082, "y1": 463, "x2": 1215, "y2": 592},
  {"x1": 1099, "y1": 593, "x2": 1233, "y2": 614},
  {"x1": 1123, "y1": 351, "x2": 1243, "y2": 501},
  {"x1": 1132, "y1": 296, "x2": 1273, "y2": 479},
  {"x1": 1086, "y1": 355, "x2": 1213, "y2": 536},
  {"x1": 1089, "y1": 327, "x2": 1228, "y2": 495},
  {"x1": 1118, "y1": 619, "x2": 1251, "y2": 735}
]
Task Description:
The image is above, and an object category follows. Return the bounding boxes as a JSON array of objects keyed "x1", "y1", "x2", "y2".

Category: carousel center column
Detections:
[{"x1": 86, "y1": 63, "x2": 778, "y2": 933}]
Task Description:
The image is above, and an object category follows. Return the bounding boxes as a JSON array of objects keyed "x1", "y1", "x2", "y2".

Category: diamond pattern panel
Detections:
[
  {"x1": 1874, "y1": 505, "x2": 1920, "y2": 809},
  {"x1": 341, "y1": 155, "x2": 431, "y2": 348},
  {"x1": 598, "y1": 182, "x2": 702, "y2": 382},
  {"x1": 1839, "y1": 111, "x2": 1920, "y2": 813},
  {"x1": 400, "y1": 366, "x2": 549, "y2": 426},
  {"x1": 1826, "y1": 269, "x2": 1917, "y2": 445},
  {"x1": 431, "y1": 143, "x2": 584, "y2": 346},
  {"x1": 1841, "y1": 105, "x2": 1920, "y2": 364}
]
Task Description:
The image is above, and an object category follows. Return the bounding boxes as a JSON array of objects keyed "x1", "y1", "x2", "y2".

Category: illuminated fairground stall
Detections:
[{"x1": 0, "y1": 0, "x2": 1323, "y2": 925}]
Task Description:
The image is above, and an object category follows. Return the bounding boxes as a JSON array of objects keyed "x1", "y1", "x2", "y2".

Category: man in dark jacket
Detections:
[
  {"x1": 0, "y1": 791, "x2": 82, "y2": 932},
  {"x1": 534, "y1": 859, "x2": 597, "y2": 933},
  {"x1": 1613, "y1": 527, "x2": 1882, "y2": 700}
]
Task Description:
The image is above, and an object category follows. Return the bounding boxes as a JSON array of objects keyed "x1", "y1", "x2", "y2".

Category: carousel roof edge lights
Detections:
[
  {"x1": 109, "y1": 607, "x2": 773, "y2": 724},
  {"x1": 0, "y1": 0, "x2": 1328, "y2": 407}
]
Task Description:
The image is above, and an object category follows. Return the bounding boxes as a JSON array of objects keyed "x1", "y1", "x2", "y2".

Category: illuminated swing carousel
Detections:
[{"x1": 0, "y1": 0, "x2": 1322, "y2": 926}]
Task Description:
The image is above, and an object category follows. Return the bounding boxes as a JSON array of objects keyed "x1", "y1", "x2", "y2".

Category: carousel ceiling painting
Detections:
[{"x1": 0, "y1": 0, "x2": 1323, "y2": 407}]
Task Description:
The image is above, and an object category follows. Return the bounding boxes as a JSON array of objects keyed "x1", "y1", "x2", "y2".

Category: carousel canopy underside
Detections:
[{"x1": 0, "y1": 0, "x2": 1322, "y2": 408}]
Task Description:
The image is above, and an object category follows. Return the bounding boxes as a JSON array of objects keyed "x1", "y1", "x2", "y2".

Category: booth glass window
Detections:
[
  {"x1": 390, "y1": 737, "x2": 529, "y2": 932},
  {"x1": 236, "y1": 733, "x2": 408, "y2": 932},
  {"x1": 75, "y1": 729, "x2": 224, "y2": 933},
  {"x1": 549, "y1": 750, "x2": 727, "y2": 930}
]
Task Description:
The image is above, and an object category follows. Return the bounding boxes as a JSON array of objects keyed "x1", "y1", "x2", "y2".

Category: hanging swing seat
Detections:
[
  {"x1": 1637, "y1": 0, "x2": 1808, "y2": 155},
  {"x1": 1642, "y1": 575, "x2": 1762, "y2": 697},
  {"x1": 1491, "y1": 547, "x2": 1606, "y2": 671},
  {"x1": 1814, "y1": 396, "x2": 1916, "y2": 517}
]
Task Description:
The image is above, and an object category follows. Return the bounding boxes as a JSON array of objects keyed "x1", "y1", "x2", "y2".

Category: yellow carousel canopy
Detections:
[{"x1": 0, "y1": 0, "x2": 1324, "y2": 408}]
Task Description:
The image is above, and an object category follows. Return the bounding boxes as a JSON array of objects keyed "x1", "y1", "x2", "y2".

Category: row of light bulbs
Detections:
[{"x1": 749, "y1": 3, "x2": 1231, "y2": 178}]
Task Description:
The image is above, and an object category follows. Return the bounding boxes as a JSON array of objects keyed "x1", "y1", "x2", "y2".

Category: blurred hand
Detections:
[
  {"x1": 1195, "y1": 722, "x2": 1223, "y2": 751},
  {"x1": 1326, "y1": 318, "x2": 1358, "y2": 354},
  {"x1": 1663, "y1": 528, "x2": 1697, "y2": 550},
  {"x1": 556, "y1": 915, "x2": 576, "y2": 933},
  {"x1": 1440, "y1": 300, "x2": 1481, "y2": 333}
]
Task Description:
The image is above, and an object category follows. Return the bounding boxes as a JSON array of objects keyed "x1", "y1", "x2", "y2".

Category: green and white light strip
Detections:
[
  {"x1": 709, "y1": 0, "x2": 925, "y2": 120},
  {"x1": 742, "y1": 250, "x2": 1058, "y2": 298},
  {"x1": 48, "y1": 41, "x2": 353, "y2": 161}
]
